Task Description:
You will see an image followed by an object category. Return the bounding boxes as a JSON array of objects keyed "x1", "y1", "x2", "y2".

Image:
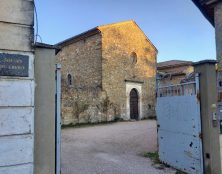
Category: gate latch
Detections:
[{"x1": 212, "y1": 112, "x2": 218, "y2": 127}]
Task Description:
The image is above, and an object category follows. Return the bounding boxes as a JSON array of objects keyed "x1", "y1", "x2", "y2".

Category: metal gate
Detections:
[{"x1": 156, "y1": 74, "x2": 203, "y2": 174}]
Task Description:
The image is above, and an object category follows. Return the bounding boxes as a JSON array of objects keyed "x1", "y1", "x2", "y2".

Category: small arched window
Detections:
[
  {"x1": 67, "y1": 74, "x2": 72, "y2": 86},
  {"x1": 130, "y1": 52, "x2": 137, "y2": 65}
]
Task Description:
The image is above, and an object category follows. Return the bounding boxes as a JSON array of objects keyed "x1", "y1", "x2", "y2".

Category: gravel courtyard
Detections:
[{"x1": 61, "y1": 120, "x2": 176, "y2": 174}]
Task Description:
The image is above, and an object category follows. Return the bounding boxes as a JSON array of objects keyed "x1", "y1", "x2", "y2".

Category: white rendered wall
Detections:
[
  {"x1": 0, "y1": 0, "x2": 35, "y2": 173},
  {"x1": 0, "y1": 51, "x2": 34, "y2": 174}
]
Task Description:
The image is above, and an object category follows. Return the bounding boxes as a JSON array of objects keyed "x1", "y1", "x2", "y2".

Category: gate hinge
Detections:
[{"x1": 196, "y1": 92, "x2": 200, "y2": 102}]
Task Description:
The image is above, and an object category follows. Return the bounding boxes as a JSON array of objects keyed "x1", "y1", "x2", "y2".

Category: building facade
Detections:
[
  {"x1": 56, "y1": 20, "x2": 157, "y2": 125},
  {"x1": 157, "y1": 60, "x2": 194, "y2": 87}
]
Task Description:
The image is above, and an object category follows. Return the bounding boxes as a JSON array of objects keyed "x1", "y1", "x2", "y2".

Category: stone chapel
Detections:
[{"x1": 56, "y1": 20, "x2": 157, "y2": 125}]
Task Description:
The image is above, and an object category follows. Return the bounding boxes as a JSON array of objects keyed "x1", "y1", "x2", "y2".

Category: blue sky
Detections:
[{"x1": 35, "y1": 0, "x2": 216, "y2": 62}]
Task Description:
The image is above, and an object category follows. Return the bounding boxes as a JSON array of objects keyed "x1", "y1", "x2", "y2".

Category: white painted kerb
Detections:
[{"x1": 126, "y1": 82, "x2": 142, "y2": 120}]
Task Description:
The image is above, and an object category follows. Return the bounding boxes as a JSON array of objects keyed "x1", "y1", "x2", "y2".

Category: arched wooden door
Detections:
[{"x1": 130, "y1": 88, "x2": 139, "y2": 120}]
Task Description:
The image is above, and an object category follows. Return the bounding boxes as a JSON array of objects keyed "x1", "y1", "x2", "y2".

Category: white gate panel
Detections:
[
  {"x1": 157, "y1": 96, "x2": 201, "y2": 136},
  {"x1": 157, "y1": 79, "x2": 203, "y2": 174}
]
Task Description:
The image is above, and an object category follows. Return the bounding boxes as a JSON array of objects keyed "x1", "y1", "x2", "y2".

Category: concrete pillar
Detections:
[
  {"x1": 0, "y1": 1, "x2": 35, "y2": 174},
  {"x1": 34, "y1": 44, "x2": 57, "y2": 174},
  {"x1": 194, "y1": 60, "x2": 221, "y2": 174}
]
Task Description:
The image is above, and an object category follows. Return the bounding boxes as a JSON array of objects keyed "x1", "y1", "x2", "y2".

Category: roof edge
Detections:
[
  {"x1": 157, "y1": 61, "x2": 193, "y2": 69},
  {"x1": 131, "y1": 21, "x2": 158, "y2": 53},
  {"x1": 193, "y1": 59, "x2": 217, "y2": 66},
  {"x1": 98, "y1": 20, "x2": 158, "y2": 53},
  {"x1": 55, "y1": 20, "x2": 158, "y2": 54},
  {"x1": 192, "y1": 0, "x2": 215, "y2": 26},
  {"x1": 98, "y1": 20, "x2": 135, "y2": 28},
  {"x1": 35, "y1": 42, "x2": 60, "y2": 50},
  {"x1": 56, "y1": 27, "x2": 100, "y2": 48}
]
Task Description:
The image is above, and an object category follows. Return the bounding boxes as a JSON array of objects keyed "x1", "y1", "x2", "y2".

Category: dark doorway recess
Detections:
[{"x1": 130, "y1": 88, "x2": 139, "y2": 120}]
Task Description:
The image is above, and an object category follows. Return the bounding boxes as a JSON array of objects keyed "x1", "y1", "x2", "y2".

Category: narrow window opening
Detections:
[{"x1": 68, "y1": 74, "x2": 72, "y2": 86}]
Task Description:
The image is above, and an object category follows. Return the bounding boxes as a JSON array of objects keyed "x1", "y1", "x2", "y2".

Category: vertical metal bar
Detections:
[
  {"x1": 169, "y1": 86, "x2": 171, "y2": 96},
  {"x1": 157, "y1": 80, "x2": 159, "y2": 97},
  {"x1": 195, "y1": 73, "x2": 200, "y2": 96},
  {"x1": 180, "y1": 85, "x2": 182, "y2": 96},
  {"x1": 176, "y1": 86, "x2": 178, "y2": 96},
  {"x1": 176, "y1": 85, "x2": 179, "y2": 96},
  {"x1": 56, "y1": 64, "x2": 61, "y2": 174},
  {"x1": 195, "y1": 73, "x2": 204, "y2": 174},
  {"x1": 184, "y1": 84, "x2": 187, "y2": 95},
  {"x1": 157, "y1": 87, "x2": 159, "y2": 97}
]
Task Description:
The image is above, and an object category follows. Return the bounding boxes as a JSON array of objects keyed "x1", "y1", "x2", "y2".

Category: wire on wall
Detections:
[{"x1": 34, "y1": 0, "x2": 42, "y2": 43}]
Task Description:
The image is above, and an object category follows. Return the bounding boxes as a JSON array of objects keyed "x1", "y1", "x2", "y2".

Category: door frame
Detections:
[
  {"x1": 126, "y1": 82, "x2": 142, "y2": 120},
  {"x1": 130, "y1": 88, "x2": 139, "y2": 120}
]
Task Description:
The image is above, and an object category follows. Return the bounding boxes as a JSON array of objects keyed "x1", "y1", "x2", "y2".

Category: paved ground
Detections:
[{"x1": 61, "y1": 120, "x2": 176, "y2": 174}]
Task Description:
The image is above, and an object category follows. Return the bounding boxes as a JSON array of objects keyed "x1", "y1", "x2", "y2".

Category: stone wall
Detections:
[
  {"x1": 159, "y1": 65, "x2": 193, "y2": 75},
  {"x1": 99, "y1": 21, "x2": 157, "y2": 120},
  {"x1": 158, "y1": 65, "x2": 194, "y2": 87},
  {"x1": 57, "y1": 33, "x2": 104, "y2": 125},
  {"x1": 57, "y1": 21, "x2": 157, "y2": 125}
]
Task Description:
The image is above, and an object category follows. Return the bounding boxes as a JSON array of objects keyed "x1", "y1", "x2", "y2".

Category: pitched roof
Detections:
[
  {"x1": 192, "y1": 0, "x2": 220, "y2": 26},
  {"x1": 56, "y1": 27, "x2": 100, "y2": 47},
  {"x1": 157, "y1": 60, "x2": 193, "y2": 69},
  {"x1": 56, "y1": 20, "x2": 157, "y2": 52}
]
